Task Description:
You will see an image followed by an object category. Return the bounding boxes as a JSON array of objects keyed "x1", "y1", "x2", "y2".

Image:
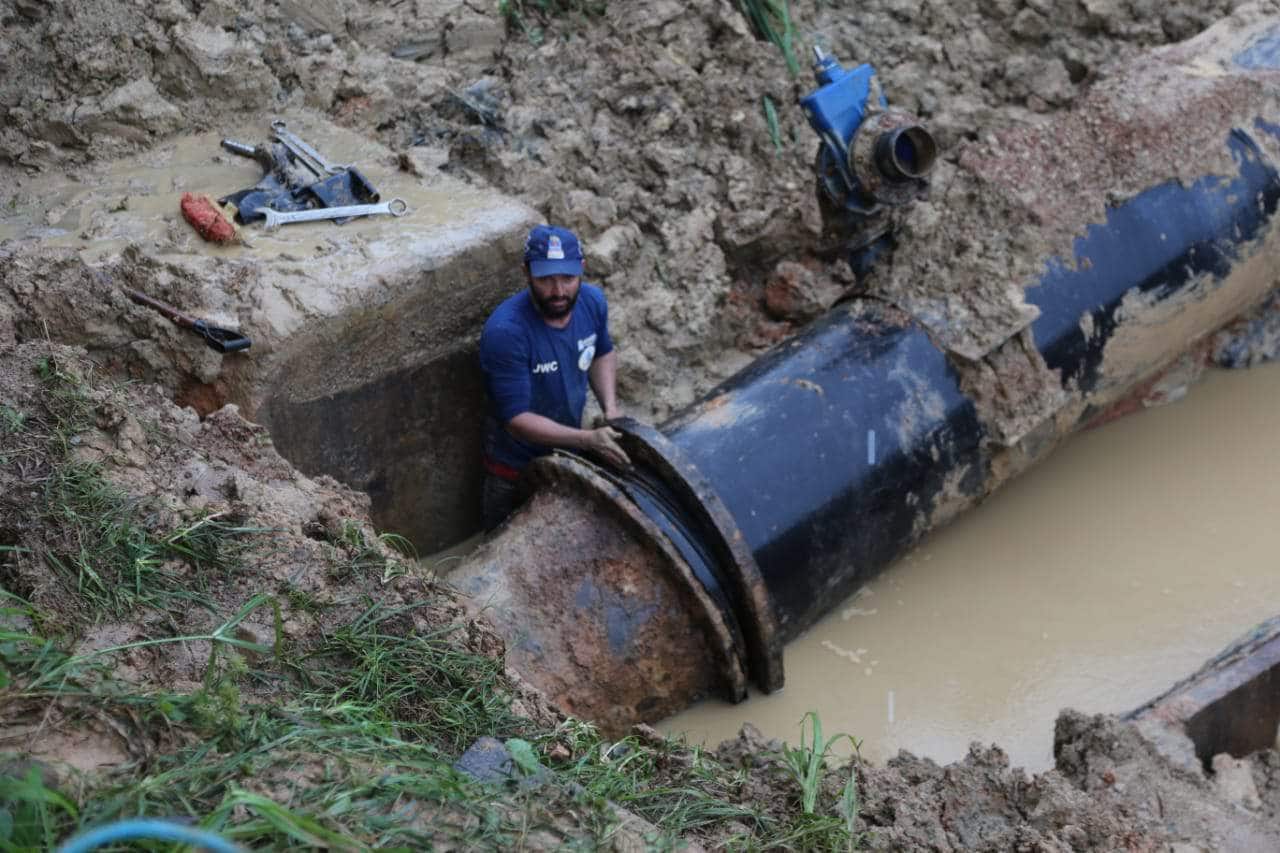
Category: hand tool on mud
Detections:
[
  {"x1": 123, "y1": 288, "x2": 251, "y2": 353},
  {"x1": 267, "y1": 122, "x2": 382, "y2": 222},
  {"x1": 219, "y1": 138, "x2": 316, "y2": 224},
  {"x1": 271, "y1": 119, "x2": 347, "y2": 176},
  {"x1": 255, "y1": 198, "x2": 408, "y2": 231},
  {"x1": 180, "y1": 192, "x2": 238, "y2": 244},
  {"x1": 219, "y1": 129, "x2": 382, "y2": 225}
]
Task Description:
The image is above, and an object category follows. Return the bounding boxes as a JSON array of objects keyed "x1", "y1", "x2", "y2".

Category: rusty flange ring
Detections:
[
  {"x1": 524, "y1": 452, "x2": 750, "y2": 708},
  {"x1": 610, "y1": 417, "x2": 784, "y2": 694}
]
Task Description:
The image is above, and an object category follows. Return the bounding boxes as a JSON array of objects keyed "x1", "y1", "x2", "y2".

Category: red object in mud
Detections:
[{"x1": 180, "y1": 192, "x2": 236, "y2": 243}]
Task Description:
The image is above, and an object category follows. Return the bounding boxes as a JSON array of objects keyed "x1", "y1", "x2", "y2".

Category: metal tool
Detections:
[
  {"x1": 255, "y1": 198, "x2": 409, "y2": 230},
  {"x1": 271, "y1": 120, "x2": 346, "y2": 175},
  {"x1": 218, "y1": 138, "x2": 318, "y2": 223},
  {"x1": 123, "y1": 288, "x2": 251, "y2": 353},
  {"x1": 219, "y1": 139, "x2": 257, "y2": 158}
]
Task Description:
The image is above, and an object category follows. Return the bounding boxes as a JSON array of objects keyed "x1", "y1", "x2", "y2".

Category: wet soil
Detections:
[
  {"x1": 6, "y1": 0, "x2": 1280, "y2": 848},
  {"x1": 3, "y1": 0, "x2": 1269, "y2": 417}
]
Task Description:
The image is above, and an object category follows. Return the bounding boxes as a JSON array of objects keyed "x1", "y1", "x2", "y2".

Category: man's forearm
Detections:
[
  {"x1": 506, "y1": 410, "x2": 632, "y2": 468},
  {"x1": 506, "y1": 411, "x2": 593, "y2": 449},
  {"x1": 588, "y1": 350, "x2": 620, "y2": 419}
]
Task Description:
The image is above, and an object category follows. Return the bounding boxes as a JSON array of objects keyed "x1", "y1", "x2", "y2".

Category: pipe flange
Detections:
[
  {"x1": 524, "y1": 453, "x2": 750, "y2": 707},
  {"x1": 611, "y1": 417, "x2": 784, "y2": 694}
]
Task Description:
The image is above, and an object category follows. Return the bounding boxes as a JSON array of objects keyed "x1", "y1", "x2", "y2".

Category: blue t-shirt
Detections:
[{"x1": 479, "y1": 283, "x2": 614, "y2": 471}]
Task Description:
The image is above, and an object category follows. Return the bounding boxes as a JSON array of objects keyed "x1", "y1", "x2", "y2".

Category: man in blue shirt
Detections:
[{"x1": 478, "y1": 224, "x2": 631, "y2": 530}]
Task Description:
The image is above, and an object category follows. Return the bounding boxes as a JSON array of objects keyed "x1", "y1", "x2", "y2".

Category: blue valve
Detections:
[
  {"x1": 801, "y1": 49, "x2": 883, "y2": 162},
  {"x1": 800, "y1": 47, "x2": 886, "y2": 214},
  {"x1": 799, "y1": 46, "x2": 938, "y2": 273}
]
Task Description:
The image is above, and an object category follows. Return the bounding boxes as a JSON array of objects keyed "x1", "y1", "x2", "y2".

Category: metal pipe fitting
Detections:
[{"x1": 873, "y1": 124, "x2": 937, "y2": 182}]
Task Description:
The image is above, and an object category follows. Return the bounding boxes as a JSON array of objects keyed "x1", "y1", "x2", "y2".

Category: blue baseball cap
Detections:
[{"x1": 524, "y1": 224, "x2": 584, "y2": 278}]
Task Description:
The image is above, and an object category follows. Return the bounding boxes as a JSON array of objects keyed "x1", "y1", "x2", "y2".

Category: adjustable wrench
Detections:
[
  {"x1": 271, "y1": 119, "x2": 347, "y2": 176},
  {"x1": 255, "y1": 198, "x2": 409, "y2": 231}
]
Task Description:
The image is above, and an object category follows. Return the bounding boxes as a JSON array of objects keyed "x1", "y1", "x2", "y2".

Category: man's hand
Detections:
[
  {"x1": 584, "y1": 425, "x2": 631, "y2": 469},
  {"x1": 507, "y1": 412, "x2": 631, "y2": 469}
]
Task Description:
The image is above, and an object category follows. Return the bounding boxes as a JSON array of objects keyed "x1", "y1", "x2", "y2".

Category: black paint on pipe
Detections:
[
  {"x1": 657, "y1": 302, "x2": 988, "y2": 640},
  {"x1": 582, "y1": 126, "x2": 1280, "y2": 695},
  {"x1": 1027, "y1": 128, "x2": 1280, "y2": 394}
]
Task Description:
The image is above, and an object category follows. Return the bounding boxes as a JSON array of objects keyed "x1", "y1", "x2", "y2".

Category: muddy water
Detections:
[
  {"x1": 664, "y1": 362, "x2": 1280, "y2": 771},
  {"x1": 0, "y1": 118, "x2": 505, "y2": 266}
]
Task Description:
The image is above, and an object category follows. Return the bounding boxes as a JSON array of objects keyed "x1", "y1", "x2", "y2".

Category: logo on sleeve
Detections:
[
  {"x1": 532, "y1": 361, "x2": 558, "y2": 374},
  {"x1": 577, "y1": 333, "x2": 596, "y2": 371}
]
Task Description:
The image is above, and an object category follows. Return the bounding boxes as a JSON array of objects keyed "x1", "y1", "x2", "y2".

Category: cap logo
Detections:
[{"x1": 546, "y1": 235, "x2": 565, "y2": 260}]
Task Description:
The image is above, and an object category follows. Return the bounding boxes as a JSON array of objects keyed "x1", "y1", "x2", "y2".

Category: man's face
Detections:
[{"x1": 527, "y1": 271, "x2": 581, "y2": 320}]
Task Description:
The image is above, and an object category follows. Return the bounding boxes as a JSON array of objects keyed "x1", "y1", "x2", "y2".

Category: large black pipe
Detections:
[
  {"x1": 452, "y1": 13, "x2": 1280, "y2": 730},
  {"x1": 626, "y1": 123, "x2": 1280, "y2": 644},
  {"x1": 1029, "y1": 126, "x2": 1280, "y2": 398},
  {"x1": 646, "y1": 303, "x2": 987, "y2": 640}
]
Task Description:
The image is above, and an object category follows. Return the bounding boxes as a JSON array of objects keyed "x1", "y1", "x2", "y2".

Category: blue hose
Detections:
[{"x1": 57, "y1": 818, "x2": 241, "y2": 853}]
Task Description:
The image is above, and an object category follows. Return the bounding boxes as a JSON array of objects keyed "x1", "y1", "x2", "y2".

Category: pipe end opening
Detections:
[{"x1": 875, "y1": 125, "x2": 938, "y2": 182}]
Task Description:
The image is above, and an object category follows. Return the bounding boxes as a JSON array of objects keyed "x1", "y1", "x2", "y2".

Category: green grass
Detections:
[
  {"x1": 738, "y1": 0, "x2": 801, "y2": 75},
  {"x1": 296, "y1": 600, "x2": 520, "y2": 753},
  {"x1": 40, "y1": 462, "x2": 260, "y2": 620},
  {"x1": 20, "y1": 593, "x2": 279, "y2": 697},
  {"x1": 4, "y1": 610, "x2": 869, "y2": 850},
  {"x1": 782, "y1": 711, "x2": 856, "y2": 814},
  {"x1": 2, "y1": 350, "x2": 872, "y2": 850},
  {"x1": 540, "y1": 717, "x2": 866, "y2": 851},
  {"x1": 324, "y1": 520, "x2": 414, "y2": 585},
  {"x1": 3, "y1": 585, "x2": 869, "y2": 850},
  {"x1": 7, "y1": 353, "x2": 266, "y2": 625},
  {"x1": 0, "y1": 592, "x2": 593, "y2": 850},
  {"x1": 5, "y1": 698, "x2": 516, "y2": 849},
  {"x1": 0, "y1": 766, "x2": 79, "y2": 851},
  {"x1": 284, "y1": 583, "x2": 332, "y2": 615},
  {"x1": 2, "y1": 352, "x2": 557, "y2": 847},
  {"x1": 547, "y1": 719, "x2": 765, "y2": 834},
  {"x1": 497, "y1": 0, "x2": 606, "y2": 44},
  {"x1": 0, "y1": 404, "x2": 24, "y2": 434},
  {"x1": 763, "y1": 94, "x2": 783, "y2": 154},
  {"x1": 776, "y1": 712, "x2": 864, "y2": 850}
]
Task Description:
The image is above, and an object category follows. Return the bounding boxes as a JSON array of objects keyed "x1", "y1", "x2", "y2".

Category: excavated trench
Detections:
[
  {"x1": 6, "y1": 7, "x2": 1280, "y2": 783},
  {"x1": 0, "y1": 114, "x2": 540, "y2": 553},
  {"x1": 264, "y1": 347, "x2": 487, "y2": 550},
  {"x1": 273, "y1": 284, "x2": 1280, "y2": 770},
  {"x1": 441, "y1": 12, "x2": 1280, "y2": 759}
]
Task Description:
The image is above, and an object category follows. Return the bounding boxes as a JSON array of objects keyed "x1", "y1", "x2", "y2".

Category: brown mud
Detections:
[
  {"x1": 6, "y1": 0, "x2": 1280, "y2": 849},
  {"x1": 5, "y1": 0, "x2": 1272, "y2": 417}
]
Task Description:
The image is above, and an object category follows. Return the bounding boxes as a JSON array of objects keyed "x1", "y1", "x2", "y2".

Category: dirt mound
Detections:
[
  {"x1": 1056, "y1": 710, "x2": 1280, "y2": 850},
  {"x1": 0, "y1": 340, "x2": 555, "y2": 755},
  {"x1": 0, "y1": 247, "x2": 254, "y2": 416},
  {"x1": 706, "y1": 714, "x2": 1280, "y2": 851},
  {"x1": 3, "y1": 0, "x2": 1261, "y2": 417}
]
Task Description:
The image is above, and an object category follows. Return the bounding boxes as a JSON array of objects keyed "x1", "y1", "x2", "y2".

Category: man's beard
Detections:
[{"x1": 532, "y1": 287, "x2": 578, "y2": 319}]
